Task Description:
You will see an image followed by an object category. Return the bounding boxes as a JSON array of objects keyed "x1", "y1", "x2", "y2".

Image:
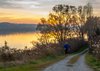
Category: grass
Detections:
[
  {"x1": 85, "y1": 53, "x2": 100, "y2": 71},
  {"x1": 0, "y1": 55, "x2": 66, "y2": 71}
]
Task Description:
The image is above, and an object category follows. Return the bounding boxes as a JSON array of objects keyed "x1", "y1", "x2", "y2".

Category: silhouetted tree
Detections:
[
  {"x1": 83, "y1": 17, "x2": 100, "y2": 54},
  {"x1": 84, "y1": 17, "x2": 100, "y2": 40},
  {"x1": 37, "y1": 3, "x2": 93, "y2": 46}
]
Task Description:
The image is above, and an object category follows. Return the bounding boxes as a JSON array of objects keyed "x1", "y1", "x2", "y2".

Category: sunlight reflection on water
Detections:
[{"x1": 0, "y1": 32, "x2": 40, "y2": 49}]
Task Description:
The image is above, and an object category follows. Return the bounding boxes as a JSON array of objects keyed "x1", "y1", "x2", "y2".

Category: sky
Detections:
[{"x1": 0, "y1": 0, "x2": 100, "y2": 24}]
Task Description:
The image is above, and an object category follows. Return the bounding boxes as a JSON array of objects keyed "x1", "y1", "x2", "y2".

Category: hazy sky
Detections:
[{"x1": 0, "y1": 0, "x2": 100, "y2": 24}]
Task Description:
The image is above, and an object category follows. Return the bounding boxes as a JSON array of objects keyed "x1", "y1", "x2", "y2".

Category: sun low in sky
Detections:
[{"x1": 0, "y1": 0, "x2": 100, "y2": 24}]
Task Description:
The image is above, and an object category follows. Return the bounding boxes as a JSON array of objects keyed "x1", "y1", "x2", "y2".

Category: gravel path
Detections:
[{"x1": 43, "y1": 53, "x2": 93, "y2": 71}]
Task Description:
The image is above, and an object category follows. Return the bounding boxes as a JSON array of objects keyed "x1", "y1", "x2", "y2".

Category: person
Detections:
[{"x1": 63, "y1": 43, "x2": 71, "y2": 54}]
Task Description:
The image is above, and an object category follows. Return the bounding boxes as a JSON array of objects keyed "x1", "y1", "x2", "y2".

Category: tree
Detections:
[
  {"x1": 84, "y1": 17, "x2": 100, "y2": 40},
  {"x1": 37, "y1": 4, "x2": 93, "y2": 46},
  {"x1": 83, "y1": 17, "x2": 100, "y2": 53}
]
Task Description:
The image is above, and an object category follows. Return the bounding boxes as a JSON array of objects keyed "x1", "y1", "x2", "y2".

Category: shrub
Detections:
[{"x1": 66, "y1": 38, "x2": 88, "y2": 52}]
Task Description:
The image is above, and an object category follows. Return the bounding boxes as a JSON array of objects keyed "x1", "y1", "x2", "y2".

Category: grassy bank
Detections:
[
  {"x1": 0, "y1": 55, "x2": 65, "y2": 71},
  {"x1": 85, "y1": 53, "x2": 100, "y2": 71}
]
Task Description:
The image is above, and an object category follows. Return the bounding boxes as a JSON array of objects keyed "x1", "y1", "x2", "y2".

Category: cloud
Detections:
[
  {"x1": 0, "y1": 0, "x2": 40, "y2": 9},
  {"x1": 0, "y1": 0, "x2": 99, "y2": 16},
  {"x1": 90, "y1": 0, "x2": 100, "y2": 10},
  {"x1": 0, "y1": 0, "x2": 11, "y2": 8},
  {"x1": 0, "y1": 0, "x2": 88, "y2": 9}
]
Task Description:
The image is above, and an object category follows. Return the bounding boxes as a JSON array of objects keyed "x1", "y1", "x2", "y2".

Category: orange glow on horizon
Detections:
[
  {"x1": 0, "y1": 8, "x2": 48, "y2": 24},
  {"x1": 0, "y1": 17, "x2": 40, "y2": 24},
  {"x1": 0, "y1": 7, "x2": 100, "y2": 24}
]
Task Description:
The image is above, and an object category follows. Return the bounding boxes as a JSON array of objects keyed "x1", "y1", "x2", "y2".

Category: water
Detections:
[{"x1": 0, "y1": 32, "x2": 40, "y2": 49}]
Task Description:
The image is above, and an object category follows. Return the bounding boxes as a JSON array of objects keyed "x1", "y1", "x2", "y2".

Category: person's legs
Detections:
[{"x1": 65, "y1": 49, "x2": 67, "y2": 54}]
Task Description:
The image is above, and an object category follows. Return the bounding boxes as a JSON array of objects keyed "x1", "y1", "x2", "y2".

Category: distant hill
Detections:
[{"x1": 0, "y1": 22, "x2": 37, "y2": 34}]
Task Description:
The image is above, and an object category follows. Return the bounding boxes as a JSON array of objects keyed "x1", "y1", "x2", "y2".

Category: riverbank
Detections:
[
  {"x1": 0, "y1": 55, "x2": 66, "y2": 71},
  {"x1": 85, "y1": 53, "x2": 100, "y2": 71},
  {"x1": 0, "y1": 43, "x2": 85, "y2": 71}
]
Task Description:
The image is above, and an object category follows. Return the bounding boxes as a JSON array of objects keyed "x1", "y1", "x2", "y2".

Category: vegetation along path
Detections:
[{"x1": 43, "y1": 50, "x2": 93, "y2": 71}]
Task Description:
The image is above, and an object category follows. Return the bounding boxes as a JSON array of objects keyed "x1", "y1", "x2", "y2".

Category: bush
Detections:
[
  {"x1": 0, "y1": 52, "x2": 15, "y2": 62},
  {"x1": 66, "y1": 38, "x2": 88, "y2": 52}
]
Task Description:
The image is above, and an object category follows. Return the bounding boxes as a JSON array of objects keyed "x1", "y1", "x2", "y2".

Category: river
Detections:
[{"x1": 0, "y1": 32, "x2": 40, "y2": 49}]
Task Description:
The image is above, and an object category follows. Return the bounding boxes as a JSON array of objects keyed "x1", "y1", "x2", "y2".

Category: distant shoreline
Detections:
[{"x1": 0, "y1": 22, "x2": 37, "y2": 35}]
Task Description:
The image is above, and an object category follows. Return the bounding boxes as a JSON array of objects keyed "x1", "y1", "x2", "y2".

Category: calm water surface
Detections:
[{"x1": 0, "y1": 32, "x2": 40, "y2": 49}]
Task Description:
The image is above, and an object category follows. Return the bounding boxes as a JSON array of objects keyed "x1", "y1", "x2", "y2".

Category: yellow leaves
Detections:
[
  {"x1": 40, "y1": 6, "x2": 88, "y2": 26},
  {"x1": 40, "y1": 18, "x2": 47, "y2": 24}
]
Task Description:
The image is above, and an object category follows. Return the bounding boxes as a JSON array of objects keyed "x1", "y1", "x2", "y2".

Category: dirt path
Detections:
[{"x1": 43, "y1": 53, "x2": 93, "y2": 71}]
